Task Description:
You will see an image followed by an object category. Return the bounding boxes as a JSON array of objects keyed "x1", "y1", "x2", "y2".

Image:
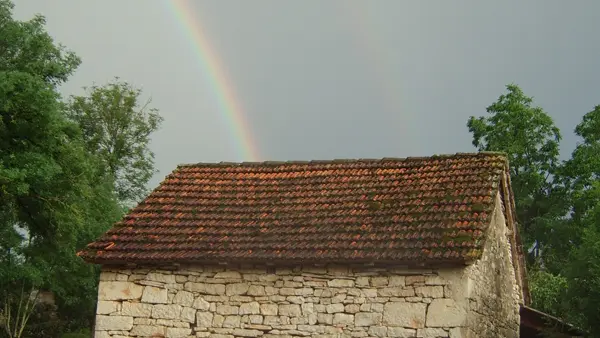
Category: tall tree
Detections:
[
  {"x1": 466, "y1": 84, "x2": 565, "y2": 265},
  {"x1": 0, "y1": 1, "x2": 122, "y2": 335},
  {"x1": 561, "y1": 106, "x2": 600, "y2": 334},
  {"x1": 66, "y1": 79, "x2": 163, "y2": 205}
]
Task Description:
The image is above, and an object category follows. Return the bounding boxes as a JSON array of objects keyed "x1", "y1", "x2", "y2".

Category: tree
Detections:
[
  {"x1": 560, "y1": 106, "x2": 600, "y2": 334},
  {"x1": 466, "y1": 84, "x2": 565, "y2": 266},
  {"x1": 0, "y1": 1, "x2": 123, "y2": 335},
  {"x1": 66, "y1": 79, "x2": 163, "y2": 205}
]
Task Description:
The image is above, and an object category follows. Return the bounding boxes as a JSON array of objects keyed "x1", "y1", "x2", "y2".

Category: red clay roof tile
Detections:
[{"x1": 78, "y1": 152, "x2": 508, "y2": 266}]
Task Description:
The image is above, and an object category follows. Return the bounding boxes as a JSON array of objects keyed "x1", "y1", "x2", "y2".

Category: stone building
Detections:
[{"x1": 79, "y1": 153, "x2": 533, "y2": 338}]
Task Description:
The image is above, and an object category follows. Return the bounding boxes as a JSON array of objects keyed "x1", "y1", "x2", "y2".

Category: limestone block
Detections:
[
  {"x1": 121, "y1": 302, "x2": 153, "y2": 317},
  {"x1": 146, "y1": 272, "x2": 176, "y2": 284},
  {"x1": 239, "y1": 301, "x2": 260, "y2": 315},
  {"x1": 387, "y1": 327, "x2": 417, "y2": 337},
  {"x1": 222, "y1": 315, "x2": 241, "y2": 328},
  {"x1": 279, "y1": 304, "x2": 301, "y2": 316},
  {"x1": 166, "y1": 327, "x2": 192, "y2": 338},
  {"x1": 226, "y1": 283, "x2": 249, "y2": 296},
  {"x1": 249, "y1": 314, "x2": 263, "y2": 324},
  {"x1": 181, "y1": 306, "x2": 196, "y2": 323},
  {"x1": 212, "y1": 314, "x2": 225, "y2": 327},
  {"x1": 260, "y1": 304, "x2": 278, "y2": 316},
  {"x1": 367, "y1": 326, "x2": 387, "y2": 337},
  {"x1": 174, "y1": 290, "x2": 194, "y2": 307},
  {"x1": 332, "y1": 313, "x2": 354, "y2": 325},
  {"x1": 141, "y1": 286, "x2": 168, "y2": 304},
  {"x1": 184, "y1": 282, "x2": 225, "y2": 295},
  {"x1": 417, "y1": 327, "x2": 449, "y2": 338},
  {"x1": 406, "y1": 275, "x2": 425, "y2": 285},
  {"x1": 196, "y1": 311, "x2": 214, "y2": 327},
  {"x1": 247, "y1": 285, "x2": 266, "y2": 296},
  {"x1": 193, "y1": 297, "x2": 210, "y2": 310},
  {"x1": 95, "y1": 315, "x2": 133, "y2": 331},
  {"x1": 98, "y1": 281, "x2": 143, "y2": 301},
  {"x1": 130, "y1": 324, "x2": 166, "y2": 336},
  {"x1": 326, "y1": 303, "x2": 344, "y2": 313},
  {"x1": 370, "y1": 277, "x2": 388, "y2": 286},
  {"x1": 232, "y1": 328, "x2": 262, "y2": 337},
  {"x1": 383, "y1": 302, "x2": 426, "y2": 328},
  {"x1": 94, "y1": 331, "x2": 110, "y2": 338},
  {"x1": 389, "y1": 276, "x2": 406, "y2": 286},
  {"x1": 216, "y1": 304, "x2": 239, "y2": 315},
  {"x1": 426, "y1": 299, "x2": 466, "y2": 327},
  {"x1": 327, "y1": 279, "x2": 355, "y2": 288},
  {"x1": 415, "y1": 286, "x2": 444, "y2": 298},
  {"x1": 317, "y1": 313, "x2": 333, "y2": 325},
  {"x1": 96, "y1": 300, "x2": 120, "y2": 314},
  {"x1": 378, "y1": 287, "x2": 415, "y2": 297},
  {"x1": 286, "y1": 296, "x2": 304, "y2": 304},
  {"x1": 355, "y1": 312, "x2": 382, "y2": 326},
  {"x1": 152, "y1": 304, "x2": 182, "y2": 319}
]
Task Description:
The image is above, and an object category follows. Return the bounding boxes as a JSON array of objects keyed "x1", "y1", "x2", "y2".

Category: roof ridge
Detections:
[{"x1": 176, "y1": 152, "x2": 507, "y2": 168}]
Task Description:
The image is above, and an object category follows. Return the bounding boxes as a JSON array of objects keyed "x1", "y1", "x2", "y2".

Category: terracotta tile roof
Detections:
[{"x1": 78, "y1": 152, "x2": 509, "y2": 266}]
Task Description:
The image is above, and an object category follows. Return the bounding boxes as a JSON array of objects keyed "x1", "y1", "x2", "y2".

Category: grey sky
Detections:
[{"x1": 14, "y1": 0, "x2": 600, "y2": 188}]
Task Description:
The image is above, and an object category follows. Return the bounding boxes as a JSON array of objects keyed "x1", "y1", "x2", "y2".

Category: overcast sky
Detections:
[{"x1": 14, "y1": 1, "x2": 600, "y2": 187}]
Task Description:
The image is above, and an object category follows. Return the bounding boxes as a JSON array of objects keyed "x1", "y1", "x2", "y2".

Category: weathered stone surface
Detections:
[
  {"x1": 141, "y1": 286, "x2": 168, "y2": 304},
  {"x1": 226, "y1": 283, "x2": 249, "y2": 296},
  {"x1": 166, "y1": 327, "x2": 192, "y2": 338},
  {"x1": 426, "y1": 298, "x2": 467, "y2": 327},
  {"x1": 173, "y1": 290, "x2": 194, "y2": 307},
  {"x1": 333, "y1": 313, "x2": 354, "y2": 325},
  {"x1": 98, "y1": 281, "x2": 143, "y2": 301},
  {"x1": 368, "y1": 326, "x2": 387, "y2": 337},
  {"x1": 239, "y1": 301, "x2": 260, "y2": 315},
  {"x1": 184, "y1": 282, "x2": 225, "y2": 295},
  {"x1": 121, "y1": 302, "x2": 153, "y2": 317},
  {"x1": 355, "y1": 312, "x2": 382, "y2": 327},
  {"x1": 196, "y1": 311, "x2": 213, "y2": 327},
  {"x1": 418, "y1": 327, "x2": 449, "y2": 338},
  {"x1": 260, "y1": 304, "x2": 278, "y2": 316},
  {"x1": 147, "y1": 272, "x2": 176, "y2": 284},
  {"x1": 96, "y1": 300, "x2": 120, "y2": 314},
  {"x1": 193, "y1": 297, "x2": 210, "y2": 310},
  {"x1": 383, "y1": 302, "x2": 426, "y2": 328},
  {"x1": 130, "y1": 324, "x2": 166, "y2": 336},
  {"x1": 181, "y1": 306, "x2": 196, "y2": 323},
  {"x1": 95, "y1": 315, "x2": 133, "y2": 331},
  {"x1": 152, "y1": 304, "x2": 182, "y2": 319},
  {"x1": 327, "y1": 279, "x2": 354, "y2": 288},
  {"x1": 279, "y1": 304, "x2": 301, "y2": 317},
  {"x1": 387, "y1": 327, "x2": 417, "y2": 337}
]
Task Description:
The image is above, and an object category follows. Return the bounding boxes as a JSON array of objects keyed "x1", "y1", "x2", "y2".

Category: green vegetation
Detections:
[
  {"x1": 468, "y1": 85, "x2": 600, "y2": 335},
  {"x1": 0, "y1": 1, "x2": 162, "y2": 337}
]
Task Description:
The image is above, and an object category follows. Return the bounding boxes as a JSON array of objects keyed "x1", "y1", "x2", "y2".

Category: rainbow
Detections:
[{"x1": 165, "y1": 0, "x2": 261, "y2": 162}]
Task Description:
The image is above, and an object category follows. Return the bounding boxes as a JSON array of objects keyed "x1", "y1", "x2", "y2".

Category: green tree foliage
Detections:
[
  {"x1": 0, "y1": 1, "x2": 123, "y2": 335},
  {"x1": 67, "y1": 79, "x2": 163, "y2": 205},
  {"x1": 468, "y1": 85, "x2": 600, "y2": 335},
  {"x1": 467, "y1": 84, "x2": 565, "y2": 265},
  {"x1": 560, "y1": 106, "x2": 600, "y2": 334}
]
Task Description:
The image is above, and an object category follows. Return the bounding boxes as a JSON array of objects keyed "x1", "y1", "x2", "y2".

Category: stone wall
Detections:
[
  {"x1": 459, "y1": 193, "x2": 522, "y2": 337},
  {"x1": 93, "y1": 196, "x2": 521, "y2": 338}
]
